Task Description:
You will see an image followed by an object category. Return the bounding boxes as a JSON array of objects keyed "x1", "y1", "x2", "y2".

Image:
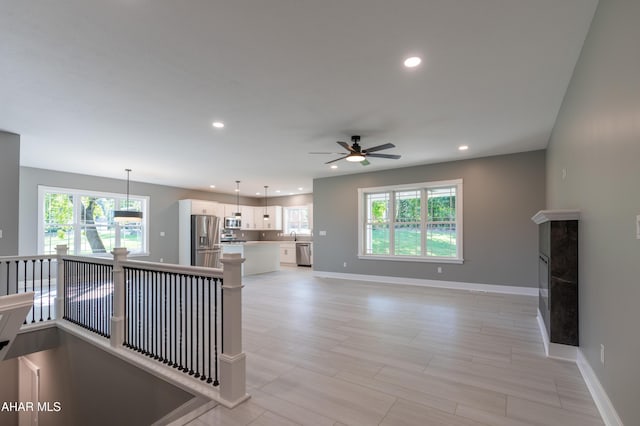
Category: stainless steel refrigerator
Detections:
[{"x1": 191, "y1": 215, "x2": 221, "y2": 268}]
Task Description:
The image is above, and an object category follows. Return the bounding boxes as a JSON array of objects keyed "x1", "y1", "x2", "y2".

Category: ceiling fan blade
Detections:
[
  {"x1": 309, "y1": 152, "x2": 344, "y2": 154},
  {"x1": 361, "y1": 159, "x2": 370, "y2": 166},
  {"x1": 366, "y1": 153, "x2": 401, "y2": 159},
  {"x1": 362, "y1": 143, "x2": 395, "y2": 154},
  {"x1": 325, "y1": 155, "x2": 350, "y2": 164},
  {"x1": 337, "y1": 141, "x2": 355, "y2": 152}
]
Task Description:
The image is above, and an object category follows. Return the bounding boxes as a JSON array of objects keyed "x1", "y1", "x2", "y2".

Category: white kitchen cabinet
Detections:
[
  {"x1": 279, "y1": 242, "x2": 296, "y2": 264},
  {"x1": 251, "y1": 205, "x2": 282, "y2": 230},
  {"x1": 260, "y1": 206, "x2": 282, "y2": 230},
  {"x1": 223, "y1": 203, "x2": 240, "y2": 217},
  {"x1": 221, "y1": 204, "x2": 282, "y2": 230},
  {"x1": 187, "y1": 199, "x2": 220, "y2": 216},
  {"x1": 241, "y1": 205, "x2": 256, "y2": 229}
]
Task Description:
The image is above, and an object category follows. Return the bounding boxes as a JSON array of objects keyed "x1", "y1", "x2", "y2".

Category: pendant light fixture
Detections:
[
  {"x1": 234, "y1": 180, "x2": 242, "y2": 217},
  {"x1": 263, "y1": 185, "x2": 270, "y2": 220},
  {"x1": 114, "y1": 169, "x2": 143, "y2": 223}
]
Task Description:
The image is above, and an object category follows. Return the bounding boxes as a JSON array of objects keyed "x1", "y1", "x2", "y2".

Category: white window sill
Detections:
[{"x1": 358, "y1": 254, "x2": 464, "y2": 264}]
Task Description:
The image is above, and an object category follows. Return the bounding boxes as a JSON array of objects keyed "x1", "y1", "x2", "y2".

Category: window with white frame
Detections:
[
  {"x1": 38, "y1": 186, "x2": 149, "y2": 256},
  {"x1": 358, "y1": 179, "x2": 463, "y2": 263},
  {"x1": 283, "y1": 205, "x2": 312, "y2": 235}
]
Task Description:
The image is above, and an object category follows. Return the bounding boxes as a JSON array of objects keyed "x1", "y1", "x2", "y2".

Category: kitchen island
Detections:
[{"x1": 221, "y1": 241, "x2": 281, "y2": 276}]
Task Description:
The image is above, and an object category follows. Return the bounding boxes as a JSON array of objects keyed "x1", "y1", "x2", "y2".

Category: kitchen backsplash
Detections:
[{"x1": 259, "y1": 230, "x2": 313, "y2": 242}]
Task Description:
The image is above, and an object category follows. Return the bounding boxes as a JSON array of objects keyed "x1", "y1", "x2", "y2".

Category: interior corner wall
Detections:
[
  {"x1": 0, "y1": 131, "x2": 20, "y2": 256},
  {"x1": 545, "y1": 0, "x2": 640, "y2": 424},
  {"x1": 313, "y1": 150, "x2": 545, "y2": 288}
]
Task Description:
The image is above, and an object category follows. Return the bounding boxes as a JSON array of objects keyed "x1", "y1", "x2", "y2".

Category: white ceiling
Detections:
[{"x1": 0, "y1": 0, "x2": 598, "y2": 196}]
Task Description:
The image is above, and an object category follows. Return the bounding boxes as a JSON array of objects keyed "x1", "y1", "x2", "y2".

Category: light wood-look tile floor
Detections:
[{"x1": 188, "y1": 268, "x2": 603, "y2": 426}]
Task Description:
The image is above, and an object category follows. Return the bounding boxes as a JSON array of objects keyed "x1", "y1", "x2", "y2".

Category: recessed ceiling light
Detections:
[
  {"x1": 458, "y1": 145, "x2": 469, "y2": 151},
  {"x1": 298, "y1": 187, "x2": 303, "y2": 191},
  {"x1": 403, "y1": 56, "x2": 422, "y2": 68},
  {"x1": 275, "y1": 190, "x2": 281, "y2": 193},
  {"x1": 256, "y1": 192, "x2": 260, "y2": 195},
  {"x1": 330, "y1": 165, "x2": 338, "y2": 169},
  {"x1": 209, "y1": 185, "x2": 216, "y2": 188},
  {"x1": 212, "y1": 121, "x2": 225, "y2": 128}
]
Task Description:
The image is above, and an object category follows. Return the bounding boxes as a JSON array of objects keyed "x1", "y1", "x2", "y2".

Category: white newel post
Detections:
[
  {"x1": 110, "y1": 248, "x2": 129, "y2": 348},
  {"x1": 55, "y1": 244, "x2": 68, "y2": 321},
  {"x1": 219, "y1": 253, "x2": 248, "y2": 406}
]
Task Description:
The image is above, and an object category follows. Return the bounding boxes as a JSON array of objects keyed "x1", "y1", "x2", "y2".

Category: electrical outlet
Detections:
[
  {"x1": 437, "y1": 266, "x2": 443, "y2": 274},
  {"x1": 319, "y1": 230, "x2": 327, "y2": 236},
  {"x1": 636, "y1": 215, "x2": 640, "y2": 239},
  {"x1": 160, "y1": 258, "x2": 164, "y2": 263},
  {"x1": 343, "y1": 262, "x2": 347, "y2": 268},
  {"x1": 600, "y1": 344, "x2": 605, "y2": 365},
  {"x1": 562, "y1": 168, "x2": 567, "y2": 180},
  {"x1": 0, "y1": 229, "x2": 3, "y2": 239},
  {"x1": 160, "y1": 231, "x2": 165, "y2": 237}
]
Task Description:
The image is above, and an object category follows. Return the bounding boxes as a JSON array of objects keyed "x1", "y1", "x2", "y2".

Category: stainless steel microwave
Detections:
[{"x1": 224, "y1": 216, "x2": 242, "y2": 229}]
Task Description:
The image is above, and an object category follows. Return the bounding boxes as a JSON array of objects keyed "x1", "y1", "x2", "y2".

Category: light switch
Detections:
[
  {"x1": 0, "y1": 229, "x2": 2, "y2": 239},
  {"x1": 160, "y1": 231, "x2": 165, "y2": 237},
  {"x1": 636, "y1": 215, "x2": 640, "y2": 239},
  {"x1": 319, "y1": 230, "x2": 327, "y2": 236}
]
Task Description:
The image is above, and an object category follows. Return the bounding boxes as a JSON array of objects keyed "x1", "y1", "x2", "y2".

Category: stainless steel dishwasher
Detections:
[{"x1": 295, "y1": 242, "x2": 311, "y2": 267}]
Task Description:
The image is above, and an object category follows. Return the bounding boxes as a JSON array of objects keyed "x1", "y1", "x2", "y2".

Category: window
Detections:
[
  {"x1": 38, "y1": 186, "x2": 149, "y2": 256},
  {"x1": 358, "y1": 179, "x2": 463, "y2": 263},
  {"x1": 283, "y1": 205, "x2": 312, "y2": 235}
]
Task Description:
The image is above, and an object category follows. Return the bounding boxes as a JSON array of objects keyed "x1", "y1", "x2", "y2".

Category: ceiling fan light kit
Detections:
[
  {"x1": 346, "y1": 153, "x2": 366, "y2": 162},
  {"x1": 316, "y1": 135, "x2": 401, "y2": 166}
]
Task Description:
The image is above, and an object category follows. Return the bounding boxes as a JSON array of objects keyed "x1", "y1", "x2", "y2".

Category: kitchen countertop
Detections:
[
  {"x1": 221, "y1": 241, "x2": 282, "y2": 245},
  {"x1": 222, "y1": 241, "x2": 311, "y2": 245}
]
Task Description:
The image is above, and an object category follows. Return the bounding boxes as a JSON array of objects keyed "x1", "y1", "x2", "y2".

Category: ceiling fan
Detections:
[{"x1": 311, "y1": 135, "x2": 401, "y2": 166}]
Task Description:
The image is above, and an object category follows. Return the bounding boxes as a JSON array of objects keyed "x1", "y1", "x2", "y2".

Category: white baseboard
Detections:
[
  {"x1": 577, "y1": 349, "x2": 624, "y2": 426},
  {"x1": 536, "y1": 309, "x2": 622, "y2": 425},
  {"x1": 312, "y1": 270, "x2": 537, "y2": 296},
  {"x1": 536, "y1": 309, "x2": 577, "y2": 361}
]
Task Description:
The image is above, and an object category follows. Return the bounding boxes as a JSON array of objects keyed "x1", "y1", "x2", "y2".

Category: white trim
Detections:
[
  {"x1": 536, "y1": 308, "x2": 622, "y2": 425},
  {"x1": 358, "y1": 178, "x2": 463, "y2": 193},
  {"x1": 357, "y1": 254, "x2": 464, "y2": 264},
  {"x1": 37, "y1": 185, "x2": 150, "y2": 256},
  {"x1": 531, "y1": 209, "x2": 581, "y2": 224},
  {"x1": 358, "y1": 179, "x2": 463, "y2": 262},
  {"x1": 536, "y1": 309, "x2": 577, "y2": 361},
  {"x1": 536, "y1": 309, "x2": 551, "y2": 357},
  {"x1": 577, "y1": 349, "x2": 624, "y2": 426},
  {"x1": 312, "y1": 270, "x2": 537, "y2": 296}
]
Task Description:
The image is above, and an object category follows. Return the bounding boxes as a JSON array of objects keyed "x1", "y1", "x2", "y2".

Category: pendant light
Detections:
[
  {"x1": 114, "y1": 169, "x2": 143, "y2": 223},
  {"x1": 234, "y1": 180, "x2": 242, "y2": 217},
  {"x1": 263, "y1": 185, "x2": 270, "y2": 220}
]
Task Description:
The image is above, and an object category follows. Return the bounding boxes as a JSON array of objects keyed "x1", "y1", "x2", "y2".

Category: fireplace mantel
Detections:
[{"x1": 531, "y1": 209, "x2": 581, "y2": 224}]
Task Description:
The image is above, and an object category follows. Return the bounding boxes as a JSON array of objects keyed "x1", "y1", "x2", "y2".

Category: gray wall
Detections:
[
  {"x1": 545, "y1": 0, "x2": 640, "y2": 423},
  {"x1": 0, "y1": 131, "x2": 20, "y2": 255},
  {"x1": 0, "y1": 358, "x2": 19, "y2": 425},
  {"x1": 313, "y1": 150, "x2": 545, "y2": 287},
  {"x1": 19, "y1": 167, "x2": 264, "y2": 262}
]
